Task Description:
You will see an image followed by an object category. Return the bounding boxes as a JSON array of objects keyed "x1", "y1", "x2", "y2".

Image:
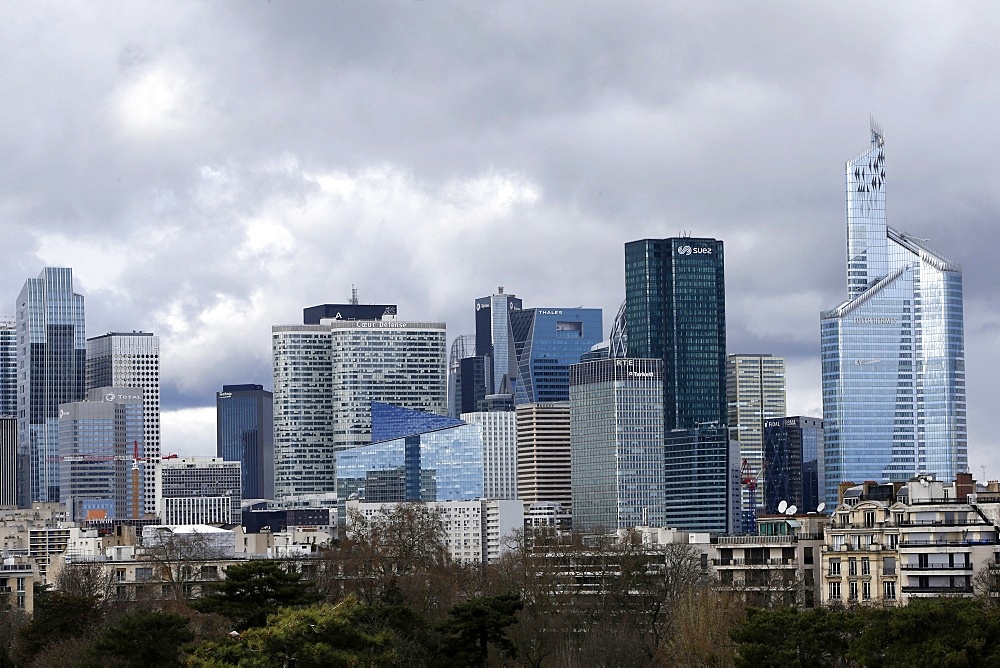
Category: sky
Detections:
[{"x1": 2, "y1": 2, "x2": 998, "y2": 476}]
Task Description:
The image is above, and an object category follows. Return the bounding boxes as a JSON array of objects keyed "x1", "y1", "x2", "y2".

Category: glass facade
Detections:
[
  {"x1": 663, "y1": 425, "x2": 738, "y2": 533},
  {"x1": 371, "y1": 401, "x2": 463, "y2": 443},
  {"x1": 86, "y1": 332, "x2": 160, "y2": 515},
  {"x1": 58, "y1": 387, "x2": 145, "y2": 521},
  {"x1": 336, "y1": 422, "x2": 484, "y2": 503},
  {"x1": 16, "y1": 268, "x2": 86, "y2": 506},
  {"x1": 569, "y1": 358, "x2": 664, "y2": 531},
  {"x1": 763, "y1": 416, "x2": 824, "y2": 514},
  {"x1": 821, "y1": 123, "x2": 967, "y2": 506},
  {"x1": 216, "y1": 383, "x2": 274, "y2": 500},
  {"x1": 512, "y1": 307, "x2": 604, "y2": 405},
  {"x1": 271, "y1": 320, "x2": 448, "y2": 502},
  {"x1": 624, "y1": 238, "x2": 727, "y2": 430}
]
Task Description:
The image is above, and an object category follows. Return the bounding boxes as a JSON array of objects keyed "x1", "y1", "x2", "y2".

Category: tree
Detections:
[
  {"x1": 55, "y1": 559, "x2": 132, "y2": 612},
  {"x1": 438, "y1": 592, "x2": 523, "y2": 667},
  {"x1": 139, "y1": 527, "x2": 230, "y2": 601},
  {"x1": 191, "y1": 559, "x2": 322, "y2": 630},
  {"x1": 188, "y1": 599, "x2": 397, "y2": 667},
  {"x1": 17, "y1": 590, "x2": 102, "y2": 663},
  {"x1": 81, "y1": 610, "x2": 194, "y2": 667}
]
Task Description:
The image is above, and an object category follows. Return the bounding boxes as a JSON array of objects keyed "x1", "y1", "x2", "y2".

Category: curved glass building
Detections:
[{"x1": 820, "y1": 122, "x2": 967, "y2": 506}]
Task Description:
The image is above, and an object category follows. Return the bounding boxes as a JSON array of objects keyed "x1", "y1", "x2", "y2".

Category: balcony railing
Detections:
[
  {"x1": 899, "y1": 539, "x2": 997, "y2": 547},
  {"x1": 712, "y1": 558, "x2": 797, "y2": 567},
  {"x1": 901, "y1": 585, "x2": 973, "y2": 594},
  {"x1": 900, "y1": 563, "x2": 973, "y2": 571}
]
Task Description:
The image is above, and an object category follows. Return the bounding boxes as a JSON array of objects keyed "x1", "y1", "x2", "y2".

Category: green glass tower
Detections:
[{"x1": 624, "y1": 237, "x2": 727, "y2": 430}]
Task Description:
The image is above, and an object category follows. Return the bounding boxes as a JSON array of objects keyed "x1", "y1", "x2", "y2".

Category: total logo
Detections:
[{"x1": 677, "y1": 245, "x2": 713, "y2": 256}]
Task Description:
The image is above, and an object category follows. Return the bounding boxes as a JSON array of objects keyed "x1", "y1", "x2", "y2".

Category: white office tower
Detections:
[
  {"x1": 86, "y1": 332, "x2": 160, "y2": 515},
  {"x1": 0, "y1": 321, "x2": 16, "y2": 507},
  {"x1": 272, "y1": 318, "x2": 447, "y2": 502},
  {"x1": 157, "y1": 456, "x2": 241, "y2": 525},
  {"x1": 462, "y1": 410, "x2": 518, "y2": 500},
  {"x1": 727, "y1": 354, "x2": 786, "y2": 515}
]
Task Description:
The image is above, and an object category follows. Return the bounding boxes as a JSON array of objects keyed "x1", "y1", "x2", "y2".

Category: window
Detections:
[
  {"x1": 884, "y1": 581, "x2": 896, "y2": 600},
  {"x1": 829, "y1": 581, "x2": 842, "y2": 600},
  {"x1": 849, "y1": 558, "x2": 857, "y2": 576},
  {"x1": 862, "y1": 581, "x2": 871, "y2": 600},
  {"x1": 829, "y1": 558, "x2": 841, "y2": 576},
  {"x1": 862, "y1": 558, "x2": 870, "y2": 575},
  {"x1": 864, "y1": 511, "x2": 876, "y2": 527},
  {"x1": 849, "y1": 581, "x2": 858, "y2": 600},
  {"x1": 883, "y1": 557, "x2": 896, "y2": 576}
]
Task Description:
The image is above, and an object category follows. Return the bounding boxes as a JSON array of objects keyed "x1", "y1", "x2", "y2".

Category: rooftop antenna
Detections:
[
  {"x1": 870, "y1": 116, "x2": 884, "y2": 147},
  {"x1": 498, "y1": 286, "x2": 504, "y2": 294},
  {"x1": 350, "y1": 285, "x2": 359, "y2": 305}
]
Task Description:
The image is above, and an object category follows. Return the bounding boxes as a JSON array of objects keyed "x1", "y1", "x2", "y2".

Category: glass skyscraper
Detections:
[
  {"x1": 87, "y1": 331, "x2": 160, "y2": 515},
  {"x1": 821, "y1": 122, "x2": 967, "y2": 506},
  {"x1": 216, "y1": 384, "x2": 274, "y2": 500},
  {"x1": 512, "y1": 307, "x2": 603, "y2": 405},
  {"x1": 624, "y1": 237, "x2": 727, "y2": 430},
  {"x1": 16, "y1": 268, "x2": 86, "y2": 506},
  {"x1": 569, "y1": 358, "x2": 665, "y2": 531},
  {"x1": 762, "y1": 416, "x2": 824, "y2": 514}
]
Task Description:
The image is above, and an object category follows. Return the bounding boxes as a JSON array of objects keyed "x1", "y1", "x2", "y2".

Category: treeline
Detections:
[{"x1": 2, "y1": 505, "x2": 999, "y2": 666}]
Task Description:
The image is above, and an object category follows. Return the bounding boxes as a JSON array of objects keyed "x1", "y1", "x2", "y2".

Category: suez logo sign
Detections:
[{"x1": 677, "y1": 245, "x2": 714, "y2": 256}]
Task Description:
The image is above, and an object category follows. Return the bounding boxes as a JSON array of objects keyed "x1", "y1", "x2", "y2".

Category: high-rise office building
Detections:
[
  {"x1": 663, "y1": 425, "x2": 740, "y2": 533},
  {"x1": 157, "y1": 456, "x2": 242, "y2": 525},
  {"x1": 516, "y1": 402, "x2": 572, "y2": 510},
  {"x1": 448, "y1": 334, "x2": 476, "y2": 417},
  {"x1": 512, "y1": 307, "x2": 603, "y2": 404},
  {"x1": 86, "y1": 332, "x2": 160, "y2": 515},
  {"x1": 569, "y1": 358, "x2": 665, "y2": 531},
  {"x1": 763, "y1": 416, "x2": 824, "y2": 514},
  {"x1": 216, "y1": 384, "x2": 274, "y2": 500},
  {"x1": 0, "y1": 320, "x2": 16, "y2": 417},
  {"x1": 58, "y1": 387, "x2": 145, "y2": 521},
  {"x1": 0, "y1": 417, "x2": 15, "y2": 507},
  {"x1": 475, "y1": 289, "x2": 523, "y2": 397},
  {"x1": 16, "y1": 268, "x2": 86, "y2": 506},
  {"x1": 463, "y1": 409, "x2": 518, "y2": 500},
  {"x1": 272, "y1": 317, "x2": 447, "y2": 501},
  {"x1": 820, "y1": 122, "x2": 967, "y2": 506},
  {"x1": 624, "y1": 237, "x2": 727, "y2": 430},
  {"x1": 727, "y1": 354, "x2": 786, "y2": 515}
]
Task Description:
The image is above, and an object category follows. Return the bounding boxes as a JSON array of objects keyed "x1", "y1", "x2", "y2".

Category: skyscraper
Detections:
[
  {"x1": 624, "y1": 237, "x2": 727, "y2": 430},
  {"x1": 0, "y1": 320, "x2": 16, "y2": 417},
  {"x1": 272, "y1": 316, "x2": 447, "y2": 501},
  {"x1": 763, "y1": 416, "x2": 824, "y2": 514},
  {"x1": 475, "y1": 289, "x2": 523, "y2": 397},
  {"x1": 511, "y1": 307, "x2": 603, "y2": 404},
  {"x1": 58, "y1": 387, "x2": 145, "y2": 521},
  {"x1": 16, "y1": 268, "x2": 86, "y2": 506},
  {"x1": 216, "y1": 384, "x2": 274, "y2": 500},
  {"x1": 86, "y1": 332, "x2": 160, "y2": 515},
  {"x1": 727, "y1": 353, "x2": 786, "y2": 515},
  {"x1": 821, "y1": 122, "x2": 967, "y2": 506},
  {"x1": 516, "y1": 402, "x2": 572, "y2": 510},
  {"x1": 569, "y1": 358, "x2": 665, "y2": 531}
]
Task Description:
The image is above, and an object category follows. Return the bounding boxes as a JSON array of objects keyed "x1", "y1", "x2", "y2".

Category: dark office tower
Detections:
[
  {"x1": 448, "y1": 334, "x2": 475, "y2": 418},
  {"x1": 0, "y1": 417, "x2": 14, "y2": 507},
  {"x1": 763, "y1": 416, "x2": 824, "y2": 514},
  {"x1": 475, "y1": 288, "x2": 523, "y2": 395},
  {"x1": 16, "y1": 268, "x2": 86, "y2": 506},
  {"x1": 624, "y1": 238, "x2": 727, "y2": 430},
  {"x1": 216, "y1": 384, "x2": 274, "y2": 500},
  {"x1": 87, "y1": 332, "x2": 160, "y2": 516}
]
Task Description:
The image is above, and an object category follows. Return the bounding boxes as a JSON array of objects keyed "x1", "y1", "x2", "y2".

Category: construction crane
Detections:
[{"x1": 741, "y1": 458, "x2": 765, "y2": 534}]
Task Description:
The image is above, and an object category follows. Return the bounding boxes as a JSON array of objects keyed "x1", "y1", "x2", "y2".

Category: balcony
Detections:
[
  {"x1": 899, "y1": 539, "x2": 997, "y2": 548},
  {"x1": 715, "y1": 535, "x2": 794, "y2": 546},
  {"x1": 901, "y1": 563, "x2": 973, "y2": 571},
  {"x1": 901, "y1": 585, "x2": 973, "y2": 594},
  {"x1": 712, "y1": 558, "x2": 797, "y2": 567}
]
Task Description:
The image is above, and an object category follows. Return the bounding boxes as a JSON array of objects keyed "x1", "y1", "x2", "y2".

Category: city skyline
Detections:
[{"x1": 0, "y1": 5, "x2": 997, "y2": 479}]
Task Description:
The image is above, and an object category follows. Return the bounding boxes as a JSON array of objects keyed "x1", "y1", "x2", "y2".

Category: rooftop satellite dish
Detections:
[
  {"x1": 817, "y1": 502, "x2": 826, "y2": 513},
  {"x1": 786, "y1": 505, "x2": 798, "y2": 515},
  {"x1": 777, "y1": 500, "x2": 788, "y2": 514}
]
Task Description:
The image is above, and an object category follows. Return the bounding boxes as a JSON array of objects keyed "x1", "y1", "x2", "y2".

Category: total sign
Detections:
[{"x1": 677, "y1": 245, "x2": 713, "y2": 256}]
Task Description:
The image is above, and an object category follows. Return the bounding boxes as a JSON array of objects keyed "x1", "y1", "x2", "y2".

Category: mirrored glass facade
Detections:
[
  {"x1": 512, "y1": 307, "x2": 603, "y2": 405},
  {"x1": 16, "y1": 268, "x2": 86, "y2": 506},
  {"x1": 569, "y1": 358, "x2": 664, "y2": 531},
  {"x1": 624, "y1": 237, "x2": 727, "y2": 430},
  {"x1": 216, "y1": 384, "x2": 274, "y2": 500},
  {"x1": 336, "y1": 422, "x2": 483, "y2": 503},
  {"x1": 821, "y1": 123, "x2": 967, "y2": 506}
]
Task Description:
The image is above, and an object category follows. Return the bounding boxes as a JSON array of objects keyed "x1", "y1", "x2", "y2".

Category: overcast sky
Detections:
[{"x1": 3, "y1": 2, "x2": 998, "y2": 477}]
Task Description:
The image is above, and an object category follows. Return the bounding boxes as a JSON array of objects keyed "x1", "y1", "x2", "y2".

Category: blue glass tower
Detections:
[
  {"x1": 821, "y1": 122, "x2": 967, "y2": 506},
  {"x1": 512, "y1": 307, "x2": 603, "y2": 404},
  {"x1": 216, "y1": 384, "x2": 274, "y2": 500},
  {"x1": 16, "y1": 268, "x2": 86, "y2": 506}
]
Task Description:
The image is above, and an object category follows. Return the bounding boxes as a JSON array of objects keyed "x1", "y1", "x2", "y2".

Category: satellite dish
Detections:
[
  {"x1": 817, "y1": 502, "x2": 826, "y2": 513},
  {"x1": 786, "y1": 505, "x2": 798, "y2": 515},
  {"x1": 777, "y1": 500, "x2": 788, "y2": 514}
]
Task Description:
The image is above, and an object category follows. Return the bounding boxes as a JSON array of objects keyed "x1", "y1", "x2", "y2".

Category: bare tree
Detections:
[{"x1": 138, "y1": 528, "x2": 230, "y2": 601}]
